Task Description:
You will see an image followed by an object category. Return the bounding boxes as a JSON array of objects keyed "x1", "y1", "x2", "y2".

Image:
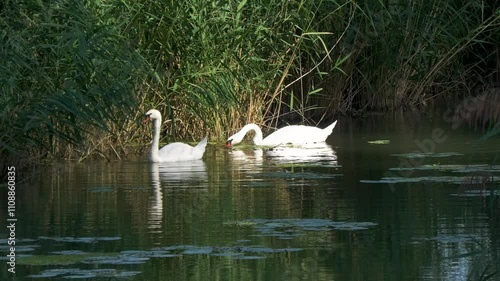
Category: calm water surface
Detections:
[{"x1": 1, "y1": 113, "x2": 499, "y2": 281}]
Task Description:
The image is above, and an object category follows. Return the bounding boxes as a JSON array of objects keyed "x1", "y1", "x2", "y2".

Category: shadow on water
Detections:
[{"x1": 0, "y1": 112, "x2": 499, "y2": 280}]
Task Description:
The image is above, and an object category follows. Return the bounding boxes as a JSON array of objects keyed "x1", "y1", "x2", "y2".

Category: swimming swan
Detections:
[
  {"x1": 225, "y1": 121, "x2": 337, "y2": 147},
  {"x1": 144, "y1": 109, "x2": 207, "y2": 162}
]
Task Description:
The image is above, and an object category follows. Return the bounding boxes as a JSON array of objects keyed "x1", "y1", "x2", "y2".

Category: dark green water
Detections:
[{"x1": 1, "y1": 113, "x2": 500, "y2": 281}]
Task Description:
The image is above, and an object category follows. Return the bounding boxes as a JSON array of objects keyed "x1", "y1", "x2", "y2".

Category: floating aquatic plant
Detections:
[
  {"x1": 272, "y1": 162, "x2": 342, "y2": 169},
  {"x1": 389, "y1": 164, "x2": 500, "y2": 172},
  {"x1": 18, "y1": 252, "x2": 118, "y2": 266},
  {"x1": 83, "y1": 256, "x2": 151, "y2": 265},
  {"x1": 51, "y1": 250, "x2": 87, "y2": 255},
  {"x1": 246, "y1": 181, "x2": 271, "y2": 188},
  {"x1": 183, "y1": 247, "x2": 214, "y2": 255},
  {"x1": 450, "y1": 190, "x2": 500, "y2": 197},
  {"x1": 391, "y1": 152, "x2": 464, "y2": 158},
  {"x1": 38, "y1": 236, "x2": 121, "y2": 243},
  {"x1": 360, "y1": 176, "x2": 500, "y2": 184},
  {"x1": 368, "y1": 140, "x2": 391, "y2": 144},
  {"x1": 89, "y1": 186, "x2": 114, "y2": 193},
  {"x1": 151, "y1": 244, "x2": 303, "y2": 257},
  {"x1": 229, "y1": 218, "x2": 377, "y2": 239},
  {"x1": 233, "y1": 256, "x2": 265, "y2": 260},
  {"x1": 28, "y1": 268, "x2": 141, "y2": 279},
  {"x1": 0, "y1": 244, "x2": 38, "y2": 253},
  {"x1": 253, "y1": 171, "x2": 342, "y2": 180},
  {"x1": 413, "y1": 234, "x2": 480, "y2": 244}
]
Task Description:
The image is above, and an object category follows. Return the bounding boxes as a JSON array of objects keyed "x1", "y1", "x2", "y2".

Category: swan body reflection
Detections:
[
  {"x1": 148, "y1": 160, "x2": 208, "y2": 231},
  {"x1": 151, "y1": 160, "x2": 207, "y2": 183},
  {"x1": 228, "y1": 143, "x2": 338, "y2": 165},
  {"x1": 265, "y1": 143, "x2": 337, "y2": 164}
]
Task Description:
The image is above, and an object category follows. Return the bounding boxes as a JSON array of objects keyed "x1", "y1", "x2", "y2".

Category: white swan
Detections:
[
  {"x1": 225, "y1": 121, "x2": 337, "y2": 147},
  {"x1": 144, "y1": 109, "x2": 207, "y2": 162}
]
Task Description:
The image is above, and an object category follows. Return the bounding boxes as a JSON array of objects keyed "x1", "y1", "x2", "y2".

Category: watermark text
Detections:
[{"x1": 6, "y1": 166, "x2": 17, "y2": 274}]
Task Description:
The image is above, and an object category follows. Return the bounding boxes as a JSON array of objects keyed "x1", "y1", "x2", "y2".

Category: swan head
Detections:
[
  {"x1": 225, "y1": 124, "x2": 262, "y2": 147},
  {"x1": 225, "y1": 131, "x2": 244, "y2": 147},
  {"x1": 143, "y1": 109, "x2": 162, "y2": 123}
]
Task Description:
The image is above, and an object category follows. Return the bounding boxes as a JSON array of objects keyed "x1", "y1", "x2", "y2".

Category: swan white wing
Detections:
[
  {"x1": 158, "y1": 142, "x2": 202, "y2": 162},
  {"x1": 261, "y1": 125, "x2": 326, "y2": 145},
  {"x1": 194, "y1": 136, "x2": 208, "y2": 151}
]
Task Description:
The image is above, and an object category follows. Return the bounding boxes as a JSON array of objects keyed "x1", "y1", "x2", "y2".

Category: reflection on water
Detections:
[
  {"x1": 148, "y1": 160, "x2": 208, "y2": 234},
  {"x1": 229, "y1": 148, "x2": 264, "y2": 162},
  {"x1": 265, "y1": 143, "x2": 338, "y2": 164},
  {"x1": 148, "y1": 163, "x2": 163, "y2": 232},
  {"x1": 0, "y1": 114, "x2": 499, "y2": 281},
  {"x1": 153, "y1": 160, "x2": 207, "y2": 184},
  {"x1": 228, "y1": 143, "x2": 337, "y2": 165}
]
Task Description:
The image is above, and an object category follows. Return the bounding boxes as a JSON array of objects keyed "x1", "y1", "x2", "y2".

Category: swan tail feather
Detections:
[
  {"x1": 195, "y1": 136, "x2": 208, "y2": 150},
  {"x1": 323, "y1": 120, "x2": 338, "y2": 134}
]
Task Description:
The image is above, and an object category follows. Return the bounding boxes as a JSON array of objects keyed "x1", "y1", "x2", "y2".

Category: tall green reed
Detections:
[
  {"x1": 122, "y1": 0, "x2": 305, "y2": 138},
  {"x1": 0, "y1": 0, "x2": 146, "y2": 161},
  {"x1": 317, "y1": 0, "x2": 500, "y2": 113}
]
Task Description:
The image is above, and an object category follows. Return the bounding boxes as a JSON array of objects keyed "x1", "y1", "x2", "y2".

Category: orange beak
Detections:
[
  {"x1": 224, "y1": 140, "x2": 232, "y2": 148},
  {"x1": 143, "y1": 115, "x2": 150, "y2": 123}
]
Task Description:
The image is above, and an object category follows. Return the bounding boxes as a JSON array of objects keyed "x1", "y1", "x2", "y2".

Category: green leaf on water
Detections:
[
  {"x1": 18, "y1": 252, "x2": 119, "y2": 266},
  {"x1": 28, "y1": 268, "x2": 141, "y2": 279},
  {"x1": 89, "y1": 186, "x2": 114, "y2": 193},
  {"x1": 391, "y1": 152, "x2": 464, "y2": 158},
  {"x1": 389, "y1": 164, "x2": 500, "y2": 172},
  {"x1": 450, "y1": 190, "x2": 500, "y2": 197},
  {"x1": 224, "y1": 221, "x2": 257, "y2": 226},
  {"x1": 183, "y1": 247, "x2": 214, "y2": 255},
  {"x1": 238, "y1": 218, "x2": 377, "y2": 238},
  {"x1": 234, "y1": 255, "x2": 265, "y2": 260},
  {"x1": 360, "y1": 176, "x2": 500, "y2": 184},
  {"x1": 39, "y1": 236, "x2": 121, "y2": 243},
  {"x1": 254, "y1": 171, "x2": 341, "y2": 180}
]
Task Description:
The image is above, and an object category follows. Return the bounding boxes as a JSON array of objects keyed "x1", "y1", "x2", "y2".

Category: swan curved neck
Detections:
[
  {"x1": 150, "y1": 118, "x2": 162, "y2": 161},
  {"x1": 241, "y1": 124, "x2": 263, "y2": 145}
]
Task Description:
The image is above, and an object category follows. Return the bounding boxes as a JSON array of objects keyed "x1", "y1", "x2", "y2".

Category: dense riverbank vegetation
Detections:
[{"x1": 1, "y1": 0, "x2": 499, "y2": 161}]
